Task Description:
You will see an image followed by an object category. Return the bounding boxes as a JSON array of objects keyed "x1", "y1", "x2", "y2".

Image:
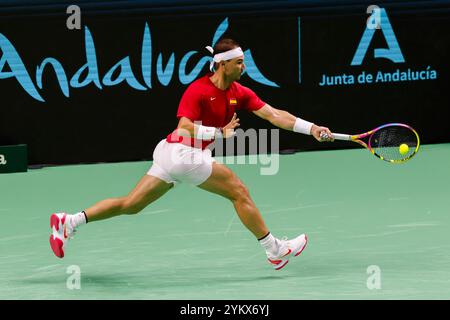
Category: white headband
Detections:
[{"x1": 205, "y1": 46, "x2": 244, "y2": 71}]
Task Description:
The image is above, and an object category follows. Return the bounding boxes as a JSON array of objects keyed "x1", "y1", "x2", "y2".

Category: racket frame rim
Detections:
[
  {"x1": 333, "y1": 123, "x2": 420, "y2": 163},
  {"x1": 367, "y1": 123, "x2": 420, "y2": 163}
]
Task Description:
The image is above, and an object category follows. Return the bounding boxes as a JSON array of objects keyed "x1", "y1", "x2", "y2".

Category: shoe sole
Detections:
[
  {"x1": 294, "y1": 234, "x2": 308, "y2": 257},
  {"x1": 49, "y1": 214, "x2": 65, "y2": 258},
  {"x1": 273, "y1": 234, "x2": 308, "y2": 270},
  {"x1": 275, "y1": 260, "x2": 289, "y2": 270}
]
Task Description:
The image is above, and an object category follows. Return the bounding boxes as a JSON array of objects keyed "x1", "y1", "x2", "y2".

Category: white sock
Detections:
[
  {"x1": 69, "y1": 211, "x2": 87, "y2": 229},
  {"x1": 258, "y1": 232, "x2": 279, "y2": 256}
]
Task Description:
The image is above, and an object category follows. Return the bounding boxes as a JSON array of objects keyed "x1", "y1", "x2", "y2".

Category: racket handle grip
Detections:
[{"x1": 331, "y1": 133, "x2": 352, "y2": 141}]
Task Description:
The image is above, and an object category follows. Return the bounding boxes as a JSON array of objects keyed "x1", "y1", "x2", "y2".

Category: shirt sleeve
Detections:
[
  {"x1": 239, "y1": 85, "x2": 266, "y2": 112},
  {"x1": 176, "y1": 84, "x2": 202, "y2": 121}
]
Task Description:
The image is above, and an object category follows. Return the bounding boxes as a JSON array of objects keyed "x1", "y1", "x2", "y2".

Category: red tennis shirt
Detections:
[{"x1": 166, "y1": 74, "x2": 266, "y2": 149}]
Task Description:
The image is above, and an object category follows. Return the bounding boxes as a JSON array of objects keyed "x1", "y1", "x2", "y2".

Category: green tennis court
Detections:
[{"x1": 1, "y1": 144, "x2": 449, "y2": 299}]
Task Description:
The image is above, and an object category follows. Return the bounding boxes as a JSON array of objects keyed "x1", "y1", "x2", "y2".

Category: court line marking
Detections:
[
  {"x1": 224, "y1": 214, "x2": 236, "y2": 236},
  {"x1": 265, "y1": 202, "x2": 344, "y2": 214},
  {"x1": 345, "y1": 229, "x2": 414, "y2": 239},
  {"x1": 140, "y1": 209, "x2": 172, "y2": 216},
  {"x1": 0, "y1": 234, "x2": 38, "y2": 242},
  {"x1": 34, "y1": 264, "x2": 61, "y2": 272},
  {"x1": 387, "y1": 222, "x2": 440, "y2": 228}
]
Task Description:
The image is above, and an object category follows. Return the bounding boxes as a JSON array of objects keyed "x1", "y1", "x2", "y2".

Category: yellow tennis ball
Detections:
[{"x1": 399, "y1": 144, "x2": 409, "y2": 155}]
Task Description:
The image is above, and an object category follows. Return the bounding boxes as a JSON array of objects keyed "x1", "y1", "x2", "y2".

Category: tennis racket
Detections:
[{"x1": 320, "y1": 123, "x2": 420, "y2": 163}]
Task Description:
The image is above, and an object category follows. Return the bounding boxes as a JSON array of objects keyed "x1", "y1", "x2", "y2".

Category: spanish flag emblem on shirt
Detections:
[{"x1": 229, "y1": 98, "x2": 237, "y2": 105}]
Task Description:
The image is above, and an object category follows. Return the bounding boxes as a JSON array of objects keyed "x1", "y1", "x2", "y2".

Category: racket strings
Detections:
[{"x1": 369, "y1": 126, "x2": 418, "y2": 161}]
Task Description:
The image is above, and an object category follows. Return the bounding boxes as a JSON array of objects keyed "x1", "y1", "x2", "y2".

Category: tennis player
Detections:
[{"x1": 49, "y1": 38, "x2": 333, "y2": 270}]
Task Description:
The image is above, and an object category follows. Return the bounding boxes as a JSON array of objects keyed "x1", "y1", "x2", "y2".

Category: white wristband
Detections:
[
  {"x1": 196, "y1": 125, "x2": 221, "y2": 140},
  {"x1": 293, "y1": 117, "x2": 314, "y2": 135}
]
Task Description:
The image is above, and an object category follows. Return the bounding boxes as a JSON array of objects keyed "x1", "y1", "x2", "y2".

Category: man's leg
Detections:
[
  {"x1": 85, "y1": 174, "x2": 173, "y2": 222},
  {"x1": 198, "y1": 162, "x2": 307, "y2": 270},
  {"x1": 49, "y1": 174, "x2": 173, "y2": 258},
  {"x1": 198, "y1": 162, "x2": 269, "y2": 239}
]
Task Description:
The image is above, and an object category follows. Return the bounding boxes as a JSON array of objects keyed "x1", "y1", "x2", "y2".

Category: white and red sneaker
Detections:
[
  {"x1": 267, "y1": 234, "x2": 308, "y2": 270},
  {"x1": 49, "y1": 213, "x2": 75, "y2": 258}
]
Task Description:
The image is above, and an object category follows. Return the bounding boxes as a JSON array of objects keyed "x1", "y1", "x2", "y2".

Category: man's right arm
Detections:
[
  {"x1": 176, "y1": 116, "x2": 195, "y2": 137},
  {"x1": 176, "y1": 115, "x2": 240, "y2": 140}
]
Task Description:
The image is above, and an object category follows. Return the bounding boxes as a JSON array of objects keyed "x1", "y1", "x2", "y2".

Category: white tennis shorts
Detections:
[{"x1": 147, "y1": 139, "x2": 215, "y2": 186}]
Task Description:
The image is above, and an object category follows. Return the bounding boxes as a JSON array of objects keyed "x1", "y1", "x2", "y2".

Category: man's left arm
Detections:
[{"x1": 253, "y1": 104, "x2": 333, "y2": 142}]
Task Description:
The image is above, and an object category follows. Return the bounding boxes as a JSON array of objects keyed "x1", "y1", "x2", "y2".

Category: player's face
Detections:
[{"x1": 224, "y1": 56, "x2": 245, "y2": 80}]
